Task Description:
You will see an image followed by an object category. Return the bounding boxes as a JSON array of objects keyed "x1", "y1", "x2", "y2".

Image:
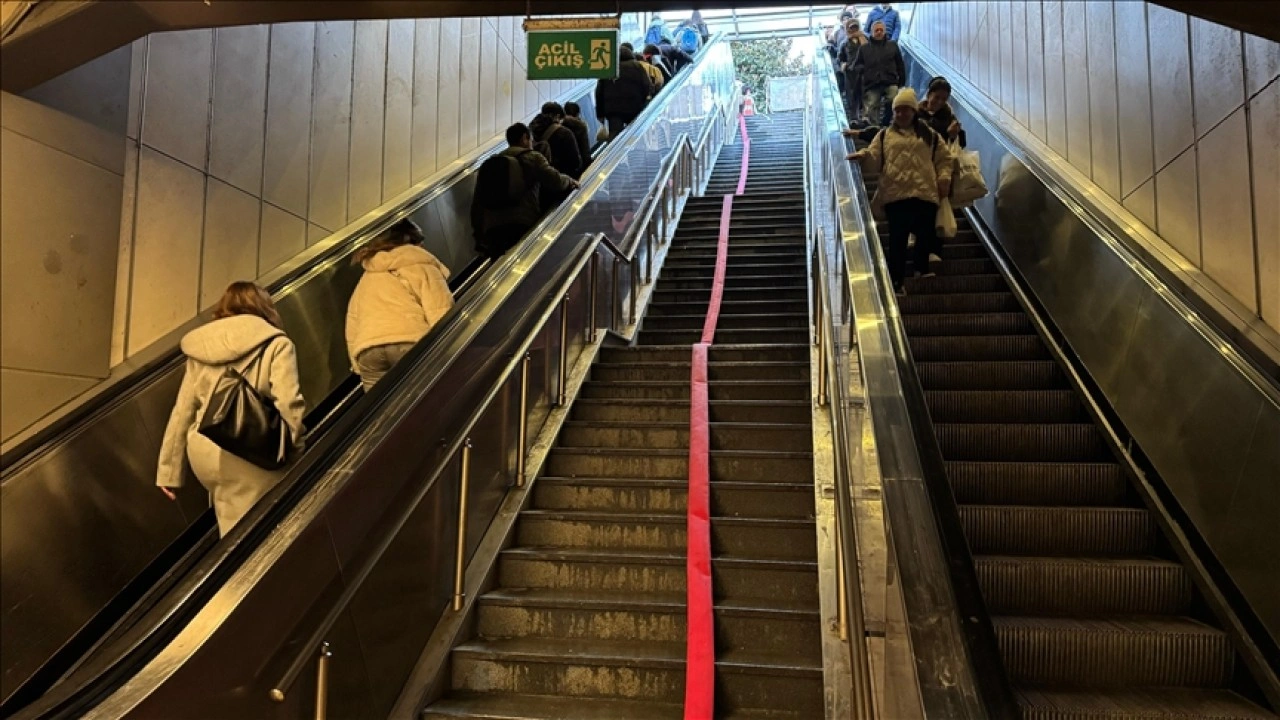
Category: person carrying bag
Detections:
[{"x1": 156, "y1": 282, "x2": 306, "y2": 536}]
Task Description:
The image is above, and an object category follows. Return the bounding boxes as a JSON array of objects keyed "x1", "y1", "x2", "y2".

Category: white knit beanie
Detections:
[{"x1": 892, "y1": 87, "x2": 919, "y2": 110}]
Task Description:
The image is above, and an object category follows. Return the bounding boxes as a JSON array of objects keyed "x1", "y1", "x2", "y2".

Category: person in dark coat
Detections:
[
  {"x1": 852, "y1": 20, "x2": 905, "y2": 126},
  {"x1": 657, "y1": 42, "x2": 694, "y2": 74},
  {"x1": 837, "y1": 16, "x2": 868, "y2": 125},
  {"x1": 561, "y1": 102, "x2": 593, "y2": 177},
  {"x1": 470, "y1": 123, "x2": 577, "y2": 257},
  {"x1": 529, "y1": 102, "x2": 583, "y2": 179},
  {"x1": 595, "y1": 47, "x2": 654, "y2": 138},
  {"x1": 918, "y1": 76, "x2": 967, "y2": 148},
  {"x1": 642, "y1": 43, "x2": 674, "y2": 85}
]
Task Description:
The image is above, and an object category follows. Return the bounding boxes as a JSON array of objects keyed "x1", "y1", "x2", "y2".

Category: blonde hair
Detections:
[
  {"x1": 213, "y1": 281, "x2": 282, "y2": 328},
  {"x1": 352, "y1": 218, "x2": 425, "y2": 265}
]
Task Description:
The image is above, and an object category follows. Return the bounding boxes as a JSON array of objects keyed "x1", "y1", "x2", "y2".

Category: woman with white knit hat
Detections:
[{"x1": 848, "y1": 87, "x2": 953, "y2": 294}]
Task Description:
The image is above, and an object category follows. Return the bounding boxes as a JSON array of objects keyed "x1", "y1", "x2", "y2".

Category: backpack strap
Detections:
[{"x1": 538, "y1": 124, "x2": 558, "y2": 143}]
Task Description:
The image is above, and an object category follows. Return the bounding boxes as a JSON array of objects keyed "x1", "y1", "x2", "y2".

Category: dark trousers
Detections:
[
  {"x1": 884, "y1": 198, "x2": 939, "y2": 288},
  {"x1": 606, "y1": 115, "x2": 634, "y2": 139}
]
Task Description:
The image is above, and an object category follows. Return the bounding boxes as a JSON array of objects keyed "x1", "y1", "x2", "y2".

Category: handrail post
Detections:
[
  {"x1": 516, "y1": 354, "x2": 530, "y2": 487},
  {"x1": 314, "y1": 642, "x2": 332, "y2": 720},
  {"x1": 588, "y1": 251, "x2": 599, "y2": 342},
  {"x1": 557, "y1": 296, "x2": 570, "y2": 406},
  {"x1": 836, "y1": 515, "x2": 849, "y2": 641},
  {"x1": 452, "y1": 439, "x2": 473, "y2": 611},
  {"x1": 612, "y1": 257, "x2": 621, "y2": 329}
]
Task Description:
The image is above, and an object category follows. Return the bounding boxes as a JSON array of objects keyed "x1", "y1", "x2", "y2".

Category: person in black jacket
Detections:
[
  {"x1": 642, "y1": 43, "x2": 675, "y2": 85},
  {"x1": 852, "y1": 20, "x2": 905, "y2": 126},
  {"x1": 529, "y1": 102, "x2": 583, "y2": 180},
  {"x1": 595, "y1": 46, "x2": 654, "y2": 139},
  {"x1": 837, "y1": 16, "x2": 868, "y2": 125},
  {"x1": 561, "y1": 102, "x2": 593, "y2": 177},
  {"x1": 918, "y1": 76, "x2": 966, "y2": 148},
  {"x1": 657, "y1": 42, "x2": 694, "y2": 74}
]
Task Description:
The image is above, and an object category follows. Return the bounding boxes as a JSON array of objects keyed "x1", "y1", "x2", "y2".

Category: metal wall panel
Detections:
[
  {"x1": 349, "y1": 20, "x2": 388, "y2": 220},
  {"x1": 1011, "y1": 0, "x2": 1028, "y2": 128},
  {"x1": 496, "y1": 17, "x2": 515, "y2": 131},
  {"x1": 436, "y1": 18, "x2": 463, "y2": 167},
  {"x1": 412, "y1": 19, "x2": 442, "y2": 184},
  {"x1": 263, "y1": 22, "x2": 316, "y2": 218},
  {"x1": 127, "y1": 147, "x2": 204, "y2": 355},
  {"x1": 1190, "y1": 18, "x2": 1244, "y2": 138},
  {"x1": 1114, "y1": 0, "x2": 1154, "y2": 197},
  {"x1": 458, "y1": 18, "x2": 482, "y2": 155},
  {"x1": 1061, "y1": 15, "x2": 1091, "y2": 177},
  {"x1": 209, "y1": 26, "x2": 268, "y2": 196},
  {"x1": 383, "y1": 19, "x2": 415, "y2": 201},
  {"x1": 1252, "y1": 81, "x2": 1280, "y2": 328},
  {"x1": 1147, "y1": 5, "x2": 1194, "y2": 170},
  {"x1": 308, "y1": 21, "x2": 354, "y2": 232},
  {"x1": 259, "y1": 202, "x2": 308, "y2": 274},
  {"x1": 1124, "y1": 177, "x2": 1158, "y2": 231},
  {"x1": 1041, "y1": 0, "x2": 1067, "y2": 157},
  {"x1": 1154, "y1": 148, "x2": 1201, "y2": 266},
  {"x1": 139, "y1": 30, "x2": 212, "y2": 171},
  {"x1": 1026, "y1": 0, "x2": 1046, "y2": 141},
  {"x1": 0, "y1": 370, "x2": 97, "y2": 443},
  {"x1": 1086, "y1": 0, "x2": 1120, "y2": 199},
  {"x1": 479, "y1": 19, "x2": 500, "y2": 145},
  {"x1": 1197, "y1": 108, "x2": 1257, "y2": 310},
  {"x1": 126, "y1": 39, "x2": 145, "y2": 142},
  {"x1": 111, "y1": 143, "x2": 139, "y2": 368},
  {"x1": 199, "y1": 179, "x2": 261, "y2": 309},
  {"x1": 1244, "y1": 32, "x2": 1280, "y2": 96}
]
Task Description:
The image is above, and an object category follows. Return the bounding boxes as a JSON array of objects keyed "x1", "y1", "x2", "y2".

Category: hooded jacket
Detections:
[
  {"x1": 528, "y1": 114, "x2": 583, "y2": 178},
  {"x1": 595, "y1": 59, "x2": 654, "y2": 120},
  {"x1": 867, "y1": 4, "x2": 902, "y2": 41},
  {"x1": 345, "y1": 244, "x2": 454, "y2": 364},
  {"x1": 852, "y1": 35, "x2": 905, "y2": 89},
  {"x1": 156, "y1": 314, "x2": 307, "y2": 534},
  {"x1": 863, "y1": 121, "x2": 953, "y2": 205}
]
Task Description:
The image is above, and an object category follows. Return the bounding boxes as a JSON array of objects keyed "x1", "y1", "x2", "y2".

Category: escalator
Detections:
[
  {"x1": 859, "y1": 167, "x2": 1276, "y2": 717},
  {"x1": 422, "y1": 113, "x2": 824, "y2": 718}
]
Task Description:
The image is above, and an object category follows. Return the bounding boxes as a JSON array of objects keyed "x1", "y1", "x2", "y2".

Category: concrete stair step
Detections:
[
  {"x1": 423, "y1": 692, "x2": 681, "y2": 720},
  {"x1": 642, "y1": 314, "x2": 809, "y2": 332},
  {"x1": 497, "y1": 547, "x2": 818, "y2": 604},
  {"x1": 598, "y1": 344, "x2": 809, "y2": 364},
  {"x1": 533, "y1": 477, "x2": 815, "y2": 518},
  {"x1": 591, "y1": 360, "x2": 810, "y2": 382},
  {"x1": 646, "y1": 300, "x2": 808, "y2": 317},
  {"x1": 544, "y1": 448, "x2": 814, "y2": 482},
  {"x1": 570, "y1": 399, "x2": 811, "y2": 424},
  {"x1": 639, "y1": 328, "x2": 811, "y2": 345},
  {"x1": 516, "y1": 510, "x2": 816, "y2": 559},
  {"x1": 578, "y1": 379, "x2": 809, "y2": 402},
  {"x1": 556, "y1": 421, "x2": 811, "y2": 453}
]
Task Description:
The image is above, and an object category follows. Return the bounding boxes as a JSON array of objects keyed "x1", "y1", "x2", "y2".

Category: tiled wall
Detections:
[
  {"x1": 904, "y1": 1, "x2": 1280, "y2": 334},
  {"x1": 112, "y1": 17, "x2": 601, "y2": 364}
]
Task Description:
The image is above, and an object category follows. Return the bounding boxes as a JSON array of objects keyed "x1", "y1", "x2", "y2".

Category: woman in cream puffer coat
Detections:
[
  {"x1": 850, "y1": 87, "x2": 953, "y2": 293},
  {"x1": 345, "y1": 219, "x2": 454, "y2": 390},
  {"x1": 156, "y1": 282, "x2": 307, "y2": 536}
]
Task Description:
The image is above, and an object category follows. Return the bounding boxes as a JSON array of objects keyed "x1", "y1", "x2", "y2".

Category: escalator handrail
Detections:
[
  {"x1": 27, "y1": 37, "x2": 735, "y2": 720},
  {"x1": 807, "y1": 46, "x2": 1020, "y2": 718}
]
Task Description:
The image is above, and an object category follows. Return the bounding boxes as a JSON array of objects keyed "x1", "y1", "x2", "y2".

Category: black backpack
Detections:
[
  {"x1": 476, "y1": 151, "x2": 532, "y2": 209},
  {"x1": 532, "y1": 124, "x2": 558, "y2": 167}
]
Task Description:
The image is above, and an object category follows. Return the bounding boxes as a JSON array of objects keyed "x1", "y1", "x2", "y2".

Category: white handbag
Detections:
[
  {"x1": 950, "y1": 149, "x2": 988, "y2": 207},
  {"x1": 936, "y1": 198, "x2": 958, "y2": 238}
]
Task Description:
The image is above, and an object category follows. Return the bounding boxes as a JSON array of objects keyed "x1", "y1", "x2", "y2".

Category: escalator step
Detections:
[
  {"x1": 910, "y1": 335, "x2": 1051, "y2": 362},
  {"x1": 959, "y1": 505, "x2": 1157, "y2": 555},
  {"x1": 1015, "y1": 686, "x2": 1275, "y2": 719},
  {"x1": 975, "y1": 555, "x2": 1194, "y2": 615},
  {"x1": 935, "y1": 423, "x2": 1110, "y2": 462},
  {"x1": 994, "y1": 616, "x2": 1234, "y2": 688},
  {"x1": 916, "y1": 361, "x2": 1068, "y2": 390},
  {"x1": 947, "y1": 461, "x2": 1128, "y2": 506},
  {"x1": 905, "y1": 274, "x2": 1008, "y2": 294},
  {"x1": 899, "y1": 291, "x2": 1022, "y2": 314},
  {"x1": 926, "y1": 390, "x2": 1089, "y2": 423},
  {"x1": 902, "y1": 313, "x2": 1034, "y2": 336}
]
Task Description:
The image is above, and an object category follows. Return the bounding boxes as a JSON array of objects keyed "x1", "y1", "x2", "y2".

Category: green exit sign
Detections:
[{"x1": 527, "y1": 30, "x2": 618, "y2": 80}]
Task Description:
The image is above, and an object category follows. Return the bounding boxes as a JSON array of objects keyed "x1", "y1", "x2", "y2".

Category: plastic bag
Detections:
[
  {"x1": 950, "y1": 149, "x2": 988, "y2": 207},
  {"x1": 936, "y1": 198, "x2": 958, "y2": 238}
]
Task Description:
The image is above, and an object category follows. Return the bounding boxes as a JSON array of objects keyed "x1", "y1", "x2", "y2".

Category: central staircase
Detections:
[{"x1": 423, "y1": 113, "x2": 824, "y2": 718}]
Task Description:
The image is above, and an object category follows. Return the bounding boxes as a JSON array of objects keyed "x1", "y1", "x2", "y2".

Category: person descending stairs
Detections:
[{"x1": 424, "y1": 112, "x2": 825, "y2": 718}]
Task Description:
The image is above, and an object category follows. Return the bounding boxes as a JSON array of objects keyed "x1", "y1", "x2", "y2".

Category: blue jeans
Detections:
[{"x1": 863, "y1": 84, "x2": 898, "y2": 126}]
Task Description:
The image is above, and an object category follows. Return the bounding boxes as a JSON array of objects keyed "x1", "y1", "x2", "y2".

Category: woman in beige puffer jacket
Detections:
[
  {"x1": 156, "y1": 282, "x2": 307, "y2": 536},
  {"x1": 345, "y1": 219, "x2": 454, "y2": 390},
  {"x1": 850, "y1": 87, "x2": 953, "y2": 293}
]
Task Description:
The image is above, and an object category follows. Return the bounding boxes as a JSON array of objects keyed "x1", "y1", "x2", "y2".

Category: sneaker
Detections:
[
  {"x1": 925, "y1": 253, "x2": 942, "y2": 277},
  {"x1": 893, "y1": 284, "x2": 907, "y2": 297}
]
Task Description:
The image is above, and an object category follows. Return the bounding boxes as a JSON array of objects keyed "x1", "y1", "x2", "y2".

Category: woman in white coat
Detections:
[
  {"x1": 345, "y1": 219, "x2": 455, "y2": 390},
  {"x1": 156, "y1": 282, "x2": 307, "y2": 536}
]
